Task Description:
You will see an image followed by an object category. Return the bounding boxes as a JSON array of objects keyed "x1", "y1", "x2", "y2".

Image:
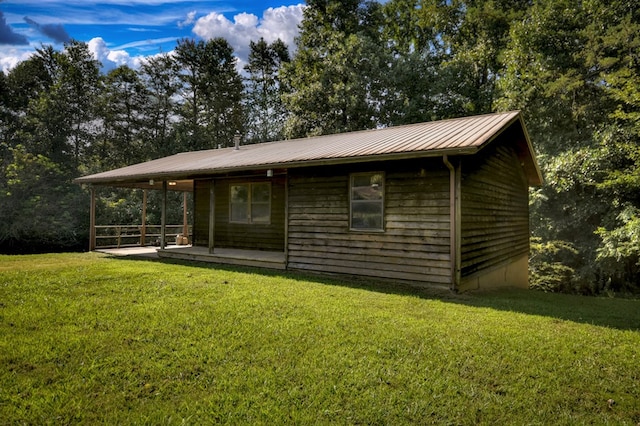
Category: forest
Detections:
[{"x1": 0, "y1": 0, "x2": 638, "y2": 295}]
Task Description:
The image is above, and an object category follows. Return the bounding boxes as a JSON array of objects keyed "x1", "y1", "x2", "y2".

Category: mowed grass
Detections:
[{"x1": 0, "y1": 253, "x2": 639, "y2": 425}]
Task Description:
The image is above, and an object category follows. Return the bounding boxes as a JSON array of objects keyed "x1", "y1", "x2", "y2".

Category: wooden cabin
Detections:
[{"x1": 75, "y1": 111, "x2": 542, "y2": 292}]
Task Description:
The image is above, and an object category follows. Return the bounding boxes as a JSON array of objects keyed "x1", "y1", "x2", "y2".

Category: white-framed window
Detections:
[
  {"x1": 350, "y1": 172, "x2": 384, "y2": 231},
  {"x1": 229, "y1": 182, "x2": 271, "y2": 224}
]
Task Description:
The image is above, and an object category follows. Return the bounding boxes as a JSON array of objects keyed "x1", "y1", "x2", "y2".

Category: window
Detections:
[
  {"x1": 229, "y1": 182, "x2": 271, "y2": 224},
  {"x1": 350, "y1": 172, "x2": 384, "y2": 231}
]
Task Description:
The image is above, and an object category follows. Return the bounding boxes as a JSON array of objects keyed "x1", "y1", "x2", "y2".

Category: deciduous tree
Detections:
[{"x1": 281, "y1": 0, "x2": 388, "y2": 137}]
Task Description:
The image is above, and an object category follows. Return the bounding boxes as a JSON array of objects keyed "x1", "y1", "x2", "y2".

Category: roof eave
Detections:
[{"x1": 73, "y1": 146, "x2": 480, "y2": 187}]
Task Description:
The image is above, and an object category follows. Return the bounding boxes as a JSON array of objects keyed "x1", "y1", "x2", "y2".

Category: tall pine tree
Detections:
[{"x1": 244, "y1": 38, "x2": 290, "y2": 143}]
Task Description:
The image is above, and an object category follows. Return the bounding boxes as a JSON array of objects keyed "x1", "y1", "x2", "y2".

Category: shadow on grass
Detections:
[{"x1": 111, "y1": 253, "x2": 640, "y2": 332}]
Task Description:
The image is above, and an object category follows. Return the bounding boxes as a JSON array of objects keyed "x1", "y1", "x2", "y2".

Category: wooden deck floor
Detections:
[
  {"x1": 96, "y1": 245, "x2": 286, "y2": 270},
  {"x1": 158, "y1": 246, "x2": 287, "y2": 270}
]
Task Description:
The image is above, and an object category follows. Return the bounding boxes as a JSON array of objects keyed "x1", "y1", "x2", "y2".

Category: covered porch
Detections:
[{"x1": 87, "y1": 179, "x2": 194, "y2": 251}]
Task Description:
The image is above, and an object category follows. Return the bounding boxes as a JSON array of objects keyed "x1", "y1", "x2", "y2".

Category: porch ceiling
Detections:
[{"x1": 92, "y1": 178, "x2": 194, "y2": 192}]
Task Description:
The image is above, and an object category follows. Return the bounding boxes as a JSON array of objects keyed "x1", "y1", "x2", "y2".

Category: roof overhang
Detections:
[{"x1": 472, "y1": 113, "x2": 543, "y2": 186}]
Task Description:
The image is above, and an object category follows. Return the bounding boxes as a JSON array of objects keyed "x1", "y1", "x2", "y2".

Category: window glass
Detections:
[
  {"x1": 252, "y1": 183, "x2": 271, "y2": 203},
  {"x1": 251, "y1": 183, "x2": 271, "y2": 223},
  {"x1": 230, "y1": 185, "x2": 249, "y2": 223},
  {"x1": 229, "y1": 182, "x2": 271, "y2": 224},
  {"x1": 251, "y1": 204, "x2": 271, "y2": 223},
  {"x1": 351, "y1": 173, "x2": 384, "y2": 231}
]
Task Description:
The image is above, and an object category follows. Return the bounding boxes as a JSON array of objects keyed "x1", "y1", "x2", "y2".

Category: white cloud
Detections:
[
  {"x1": 88, "y1": 37, "x2": 143, "y2": 72},
  {"x1": 113, "y1": 37, "x2": 178, "y2": 51},
  {"x1": 192, "y1": 4, "x2": 304, "y2": 62},
  {"x1": 1, "y1": 38, "x2": 147, "y2": 74},
  {"x1": 0, "y1": 46, "x2": 34, "y2": 73},
  {"x1": 178, "y1": 10, "x2": 197, "y2": 28}
]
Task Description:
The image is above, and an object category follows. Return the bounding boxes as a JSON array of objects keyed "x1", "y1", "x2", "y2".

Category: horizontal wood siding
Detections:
[
  {"x1": 214, "y1": 177, "x2": 285, "y2": 251},
  {"x1": 460, "y1": 139, "x2": 530, "y2": 277},
  {"x1": 193, "y1": 179, "x2": 210, "y2": 247},
  {"x1": 287, "y1": 160, "x2": 451, "y2": 286}
]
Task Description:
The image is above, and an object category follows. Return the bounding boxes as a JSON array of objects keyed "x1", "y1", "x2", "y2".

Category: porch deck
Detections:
[
  {"x1": 158, "y1": 245, "x2": 287, "y2": 270},
  {"x1": 96, "y1": 245, "x2": 286, "y2": 270}
]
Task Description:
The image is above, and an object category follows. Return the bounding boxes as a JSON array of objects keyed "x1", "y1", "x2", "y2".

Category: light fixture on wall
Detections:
[
  {"x1": 149, "y1": 179, "x2": 154, "y2": 186},
  {"x1": 266, "y1": 169, "x2": 273, "y2": 177},
  {"x1": 169, "y1": 181, "x2": 177, "y2": 186}
]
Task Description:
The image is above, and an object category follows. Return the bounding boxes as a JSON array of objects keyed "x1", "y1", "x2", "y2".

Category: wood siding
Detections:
[
  {"x1": 193, "y1": 177, "x2": 286, "y2": 251},
  {"x1": 460, "y1": 138, "x2": 530, "y2": 278},
  {"x1": 193, "y1": 179, "x2": 210, "y2": 247},
  {"x1": 287, "y1": 160, "x2": 452, "y2": 286}
]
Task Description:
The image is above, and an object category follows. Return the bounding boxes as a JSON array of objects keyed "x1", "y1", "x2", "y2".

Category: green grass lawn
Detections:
[{"x1": 1, "y1": 253, "x2": 639, "y2": 425}]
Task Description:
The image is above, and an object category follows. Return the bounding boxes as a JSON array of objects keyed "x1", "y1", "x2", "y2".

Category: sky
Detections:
[{"x1": 0, "y1": 0, "x2": 305, "y2": 74}]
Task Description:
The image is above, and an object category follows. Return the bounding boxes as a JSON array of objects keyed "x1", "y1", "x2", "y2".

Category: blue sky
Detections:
[{"x1": 0, "y1": 0, "x2": 305, "y2": 73}]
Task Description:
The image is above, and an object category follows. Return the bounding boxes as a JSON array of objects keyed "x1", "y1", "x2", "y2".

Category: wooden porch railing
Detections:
[{"x1": 94, "y1": 225, "x2": 192, "y2": 249}]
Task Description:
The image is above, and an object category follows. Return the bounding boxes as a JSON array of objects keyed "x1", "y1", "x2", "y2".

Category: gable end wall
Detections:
[{"x1": 459, "y1": 137, "x2": 530, "y2": 289}]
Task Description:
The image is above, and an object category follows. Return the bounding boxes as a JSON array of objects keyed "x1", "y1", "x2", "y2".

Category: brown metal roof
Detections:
[{"x1": 75, "y1": 111, "x2": 542, "y2": 187}]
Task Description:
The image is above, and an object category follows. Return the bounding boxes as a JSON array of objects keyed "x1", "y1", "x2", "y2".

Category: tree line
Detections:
[{"x1": 1, "y1": 0, "x2": 638, "y2": 294}]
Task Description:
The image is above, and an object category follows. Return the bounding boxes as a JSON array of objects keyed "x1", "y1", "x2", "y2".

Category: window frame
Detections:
[
  {"x1": 229, "y1": 182, "x2": 272, "y2": 225},
  {"x1": 349, "y1": 172, "x2": 385, "y2": 232}
]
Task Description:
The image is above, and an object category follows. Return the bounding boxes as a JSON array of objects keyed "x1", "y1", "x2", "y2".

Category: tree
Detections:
[
  {"x1": 442, "y1": 0, "x2": 531, "y2": 115},
  {"x1": 3, "y1": 54, "x2": 54, "y2": 160},
  {"x1": 25, "y1": 41, "x2": 101, "y2": 168},
  {"x1": 586, "y1": 0, "x2": 640, "y2": 292},
  {"x1": 173, "y1": 38, "x2": 205, "y2": 151},
  {"x1": 382, "y1": 0, "x2": 531, "y2": 124},
  {"x1": 139, "y1": 53, "x2": 180, "y2": 158},
  {"x1": 0, "y1": 71, "x2": 9, "y2": 153},
  {"x1": 281, "y1": 0, "x2": 389, "y2": 137},
  {"x1": 243, "y1": 38, "x2": 290, "y2": 143},
  {"x1": 173, "y1": 38, "x2": 244, "y2": 151},
  {"x1": 92, "y1": 65, "x2": 148, "y2": 170},
  {"x1": 0, "y1": 145, "x2": 85, "y2": 252},
  {"x1": 497, "y1": 0, "x2": 640, "y2": 293},
  {"x1": 200, "y1": 38, "x2": 244, "y2": 148}
]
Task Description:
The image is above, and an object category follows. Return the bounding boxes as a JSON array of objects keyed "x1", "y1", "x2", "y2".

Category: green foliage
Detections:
[
  {"x1": 173, "y1": 38, "x2": 244, "y2": 151},
  {"x1": 138, "y1": 53, "x2": 180, "y2": 158},
  {"x1": 93, "y1": 65, "x2": 149, "y2": 169},
  {"x1": 281, "y1": 0, "x2": 388, "y2": 137},
  {"x1": 243, "y1": 38, "x2": 290, "y2": 143},
  {"x1": 597, "y1": 207, "x2": 640, "y2": 262},
  {"x1": 93, "y1": 188, "x2": 192, "y2": 230},
  {"x1": 42, "y1": 41, "x2": 101, "y2": 166},
  {"x1": 0, "y1": 146, "x2": 85, "y2": 251},
  {"x1": 381, "y1": 0, "x2": 529, "y2": 121},
  {"x1": 497, "y1": 0, "x2": 640, "y2": 293},
  {"x1": 1, "y1": 254, "x2": 639, "y2": 423},
  {"x1": 529, "y1": 237, "x2": 578, "y2": 293},
  {"x1": 595, "y1": 206, "x2": 640, "y2": 293}
]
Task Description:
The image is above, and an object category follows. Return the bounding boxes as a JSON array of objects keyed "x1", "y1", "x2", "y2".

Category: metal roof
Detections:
[{"x1": 75, "y1": 111, "x2": 542, "y2": 188}]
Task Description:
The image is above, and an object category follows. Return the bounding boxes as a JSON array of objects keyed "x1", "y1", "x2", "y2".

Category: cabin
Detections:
[{"x1": 75, "y1": 111, "x2": 542, "y2": 292}]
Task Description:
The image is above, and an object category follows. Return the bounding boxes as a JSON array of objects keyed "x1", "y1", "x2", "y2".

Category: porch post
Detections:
[
  {"x1": 208, "y1": 180, "x2": 215, "y2": 254},
  {"x1": 89, "y1": 186, "x2": 96, "y2": 251},
  {"x1": 284, "y1": 172, "x2": 289, "y2": 267},
  {"x1": 183, "y1": 192, "x2": 189, "y2": 240},
  {"x1": 141, "y1": 189, "x2": 147, "y2": 247},
  {"x1": 161, "y1": 180, "x2": 167, "y2": 249}
]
